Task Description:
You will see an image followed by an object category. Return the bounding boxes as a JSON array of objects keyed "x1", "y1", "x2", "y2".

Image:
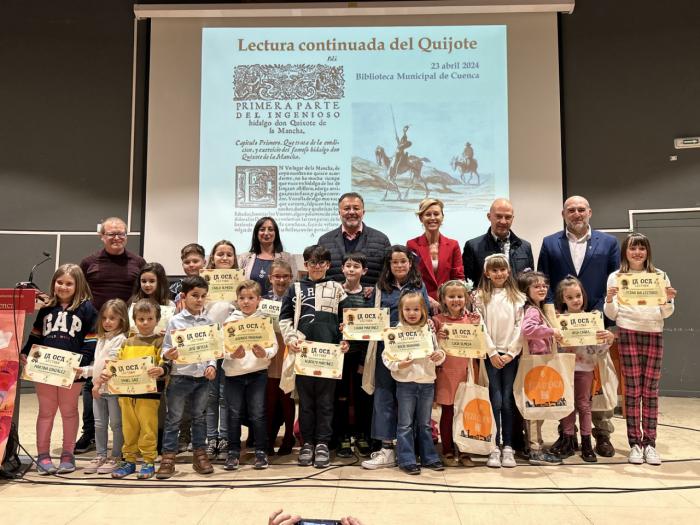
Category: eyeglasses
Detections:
[
  {"x1": 103, "y1": 232, "x2": 127, "y2": 239},
  {"x1": 305, "y1": 260, "x2": 327, "y2": 267}
]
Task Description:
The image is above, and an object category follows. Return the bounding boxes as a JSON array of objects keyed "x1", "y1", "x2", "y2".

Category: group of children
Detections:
[{"x1": 20, "y1": 231, "x2": 675, "y2": 478}]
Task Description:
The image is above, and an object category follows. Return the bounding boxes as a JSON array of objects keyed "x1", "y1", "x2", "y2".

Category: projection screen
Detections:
[{"x1": 139, "y1": 3, "x2": 565, "y2": 273}]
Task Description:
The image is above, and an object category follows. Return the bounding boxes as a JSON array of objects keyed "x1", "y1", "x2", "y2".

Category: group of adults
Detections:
[
  {"x1": 72, "y1": 191, "x2": 620, "y2": 458},
  {"x1": 317, "y1": 192, "x2": 620, "y2": 457}
]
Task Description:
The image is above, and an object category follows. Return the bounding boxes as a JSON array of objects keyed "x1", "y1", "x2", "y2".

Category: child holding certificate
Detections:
[
  {"x1": 604, "y1": 233, "x2": 676, "y2": 465},
  {"x1": 280, "y1": 245, "x2": 348, "y2": 469},
  {"x1": 222, "y1": 280, "x2": 278, "y2": 470},
  {"x1": 382, "y1": 291, "x2": 445, "y2": 475},
  {"x1": 21, "y1": 263, "x2": 98, "y2": 475},
  {"x1": 264, "y1": 259, "x2": 295, "y2": 456},
  {"x1": 474, "y1": 254, "x2": 524, "y2": 468},
  {"x1": 362, "y1": 245, "x2": 430, "y2": 470},
  {"x1": 553, "y1": 277, "x2": 615, "y2": 462},
  {"x1": 105, "y1": 299, "x2": 169, "y2": 479},
  {"x1": 517, "y1": 271, "x2": 564, "y2": 466},
  {"x1": 335, "y1": 252, "x2": 374, "y2": 458},
  {"x1": 203, "y1": 239, "x2": 238, "y2": 460},
  {"x1": 432, "y1": 279, "x2": 480, "y2": 467},
  {"x1": 157, "y1": 276, "x2": 217, "y2": 478},
  {"x1": 85, "y1": 299, "x2": 130, "y2": 474},
  {"x1": 171, "y1": 243, "x2": 207, "y2": 453}
]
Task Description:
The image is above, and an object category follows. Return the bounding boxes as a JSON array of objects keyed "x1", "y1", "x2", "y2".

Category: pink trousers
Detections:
[
  {"x1": 561, "y1": 370, "x2": 594, "y2": 437},
  {"x1": 35, "y1": 382, "x2": 82, "y2": 454}
]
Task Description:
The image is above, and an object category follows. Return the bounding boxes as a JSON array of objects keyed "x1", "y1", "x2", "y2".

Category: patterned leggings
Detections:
[{"x1": 618, "y1": 328, "x2": 664, "y2": 448}]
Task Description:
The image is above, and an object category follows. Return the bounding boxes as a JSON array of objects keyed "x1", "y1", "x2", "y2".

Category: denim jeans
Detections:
[
  {"x1": 485, "y1": 355, "x2": 519, "y2": 447},
  {"x1": 396, "y1": 382, "x2": 439, "y2": 467},
  {"x1": 224, "y1": 370, "x2": 268, "y2": 456},
  {"x1": 206, "y1": 362, "x2": 229, "y2": 440},
  {"x1": 162, "y1": 375, "x2": 210, "y2": 453},
  {"x1": 92, "y1": 395, "x2": 123, "y2": 458},
  {"x1": 371, "y1": 344, "x2": 397, "y2": 441}
]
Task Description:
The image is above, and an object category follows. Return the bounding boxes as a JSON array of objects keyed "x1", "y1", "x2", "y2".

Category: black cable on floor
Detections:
[
  {"x1": 11, "y1": 476, "x2": 700, "y2": 495},
  {"x1": 612, "y1": 414, "x2": 700, "y2": 433},
  {"x1": 8, "y1": 403, "x2": 699, "y2": 493}
]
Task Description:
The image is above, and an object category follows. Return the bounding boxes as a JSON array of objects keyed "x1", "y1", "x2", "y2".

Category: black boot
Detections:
[
  {"x1": 559, "y1": 435, "x2": 575, "y2": 459},
  {"x1": 549, "y1": 426, "x2": 566, "y2": 456},
  {"x1": 581, "y1": 435, "x2": 597, "y2": 463},
  {"x1": 593, "y1": 430, "x2": 615, "y2": 457}
]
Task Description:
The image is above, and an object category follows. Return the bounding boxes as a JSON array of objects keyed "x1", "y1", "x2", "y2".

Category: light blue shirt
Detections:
[{"x1": 162, "y1": 309, "x2": 217, "y2": 377}]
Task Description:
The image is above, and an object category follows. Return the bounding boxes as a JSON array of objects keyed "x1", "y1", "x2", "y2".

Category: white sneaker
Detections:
[
  {"x1": 644, "y1": 445, "x2": 662, "y2": 466},
  {"x1": 83, "y1": 455, "x2": 106, "y2": 474},
  {"x1": 501, "y1": 446, "x2": 516, "y2": 468},
  {"x1": 361, "y1": 448, "x2": 397, "y2": 470},
  {"x1": 486, "y1": 448, "x2": 502, "y2": 468},
  {"x1": 628, "y1": 444, "x2": 644, "y2": 464},
  {"x1": 98, "y1": 457, "x2": 119, "y2": 474}
]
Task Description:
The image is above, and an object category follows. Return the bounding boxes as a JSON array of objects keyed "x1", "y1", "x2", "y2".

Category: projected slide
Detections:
[{"x1": 199, "y1": 25, "x2": 508, "y2": 252}]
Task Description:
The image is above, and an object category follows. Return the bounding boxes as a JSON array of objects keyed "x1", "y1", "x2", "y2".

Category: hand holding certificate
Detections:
[
  {"x1": 223, "y1": 317, "x2": 275, "y2": 353},
  {"x1": 556, "y1": 311, "x2": 604, "y2": 346},
  {"x1": 157, "y1": 305, "x2": 176, "y2": 333},
  {"x1": 615, "y1": 272, "x2": 667, "y2": 306},
  {"x1": 439, "y1": 323, "x2": 487, "y2": 359},
  {"x1": 343, "y1": 308, "x2": 389, "y2": 341},
  {"x1": 170, "y1": 323, "x2": 224, "y2": 364},
  {"x1": 259, "y1": 299, "x2": 281, "y2": 319},
  {"x1": 200, "y1": 268, "x2": 244, "y2": 302},
  {"x1": 21, "y1": 345, "x2": 82, "y2": 388},
  {"x1": 105, "y1": 356, "x2": 158, "y2": 395},
  {"x1": 294, "y1": 341, "x2": 345, "y2": 379},
  {"x1": 381, "y1": 326, "x2": 433, "y2": 362}
]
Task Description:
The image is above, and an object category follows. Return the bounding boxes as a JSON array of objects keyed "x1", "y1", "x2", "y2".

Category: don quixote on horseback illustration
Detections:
[
  {"x1": 375, "y1": 111, "x2": 431, "y2": 201},
  {"x1": 451, "y1": 141, "x2": 480, "y2": 185}
]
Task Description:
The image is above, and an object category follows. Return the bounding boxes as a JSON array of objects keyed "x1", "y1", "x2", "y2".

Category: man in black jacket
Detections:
[
  {"x1": 318, "y1": 193, "x2": 391, "y2": 286},
  {"x1": 462, "y1": 198, "x2": 534, "y2": 286}
]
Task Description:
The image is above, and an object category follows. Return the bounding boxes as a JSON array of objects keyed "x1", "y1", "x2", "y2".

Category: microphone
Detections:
[{"x1": 17, "y1": 251, "x2": 52, "y2": 289}]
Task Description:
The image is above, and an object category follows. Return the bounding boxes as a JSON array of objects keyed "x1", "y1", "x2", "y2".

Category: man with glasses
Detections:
[
  {"x1": 318, "y1": 192, "x2": 390, "y2": 286},
  {"x1": 76, "y1": 217, "x2": 146, "y2": 452},
  {"x1": 538, "y1": 196, "x2": 620, "y2": 458}
]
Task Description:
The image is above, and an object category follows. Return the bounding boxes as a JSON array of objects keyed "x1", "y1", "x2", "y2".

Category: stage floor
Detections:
[{"x1": 3, "y1": 393, "x2": 699, "y2": 525}]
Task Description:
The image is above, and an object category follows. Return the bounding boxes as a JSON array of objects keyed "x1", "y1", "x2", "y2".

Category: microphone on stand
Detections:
[{"x1": 17, "y1": 251, "x2": 52, "y2": 289}]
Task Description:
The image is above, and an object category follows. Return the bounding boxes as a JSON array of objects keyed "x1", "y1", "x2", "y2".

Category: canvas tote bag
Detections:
[
  {"x1": 279, "y1": 283, "x2": 302, "y2": 394},
  {"x1": 361, "y1": 288, "x2": 382, "y2": 395},
  {"x1": 591, "y1": 352, "x2": 619, "y2": 412},
  {"x1": 513, "y1": 332, "x2": 576, "y2": 420},
  {"x1": 453, "y1": 363, "x2": 497, "y2": 455}
]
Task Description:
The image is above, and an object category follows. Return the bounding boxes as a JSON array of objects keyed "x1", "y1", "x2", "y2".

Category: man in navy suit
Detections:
[{"x1": 537, "y1": 196, "x2": 620, "y2": 457}]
